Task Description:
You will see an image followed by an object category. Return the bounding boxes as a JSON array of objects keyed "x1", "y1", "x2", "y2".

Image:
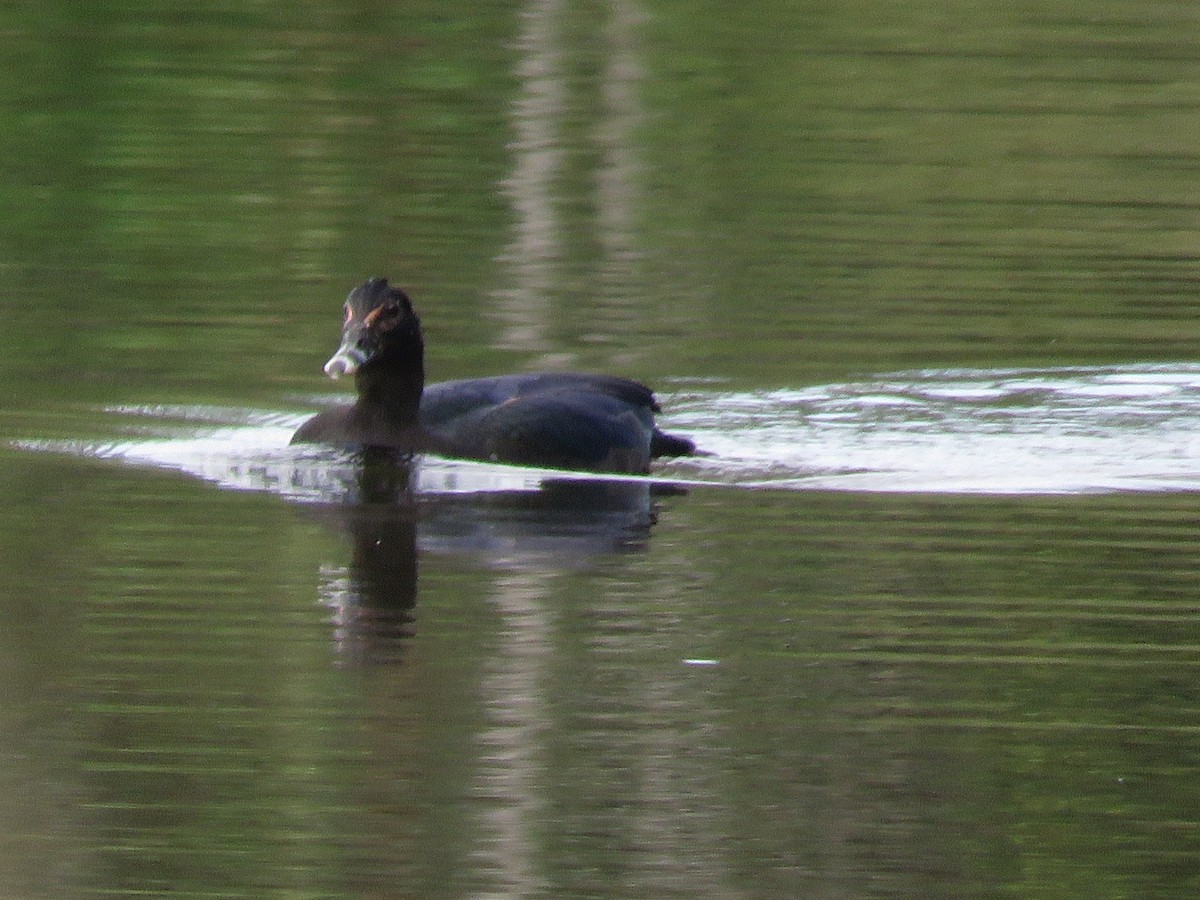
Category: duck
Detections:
[{"x1": 291, "y1": 277, "x2": 696, "y2": 474}]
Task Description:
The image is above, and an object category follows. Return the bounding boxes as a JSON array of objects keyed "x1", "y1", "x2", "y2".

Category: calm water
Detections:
[{"x1": 5, "y1": 1, "x2": 1200, "y2": 897}]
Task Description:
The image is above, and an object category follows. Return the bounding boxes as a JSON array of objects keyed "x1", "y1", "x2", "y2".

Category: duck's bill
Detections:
[{"x1": 322, "y1": 338, "x2": 370, "y2": 379}]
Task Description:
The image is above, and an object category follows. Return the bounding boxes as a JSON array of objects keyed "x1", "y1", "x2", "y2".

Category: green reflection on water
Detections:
[{"x1": 3, "y1": 0, "x2": 1200, "y2": 896}]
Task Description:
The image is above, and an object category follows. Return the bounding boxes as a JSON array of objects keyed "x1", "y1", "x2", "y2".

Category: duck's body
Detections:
[{"x1": 291, "y1": 278, "x2": 695, "y2": 474}]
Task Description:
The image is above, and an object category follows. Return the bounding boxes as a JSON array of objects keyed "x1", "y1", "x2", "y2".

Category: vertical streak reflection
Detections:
[
  {"x1": 595, "y1": 0, "x2": 646, "y2": 311},
  {"x1": 495, "y1": 0, "x2": 650, "y2": 362},
  {"x1": 494, "y1": 0, "x2": 566, "y2": 355},
  {"x1": 470, "y1": 573, "x2": 553, "y2": 896}
]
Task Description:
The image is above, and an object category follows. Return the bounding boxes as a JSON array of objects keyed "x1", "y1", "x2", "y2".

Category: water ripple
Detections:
[
  {"x1": 16, "y1": 364, "x2": 1200, "y2": 496},
  {"x1": 665, "y1": 363, "x2": 1200, "y2": 493}
]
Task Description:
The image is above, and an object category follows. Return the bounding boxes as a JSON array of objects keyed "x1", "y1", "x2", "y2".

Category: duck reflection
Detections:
[
  {"x1": 306, "y1": 448, "x2": 671, "y2": 665},
  {"x1": 310, "y1": 450, "x2": 420, "y2": 666}
]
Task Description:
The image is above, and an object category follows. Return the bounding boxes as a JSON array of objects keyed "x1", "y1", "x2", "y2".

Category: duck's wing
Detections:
[
  {"x1": 422, "y1": 378, "x2": 657, "y2": 473},
  {"x1": 421, "y1": 373, "x2": 660, "y2": 426}
]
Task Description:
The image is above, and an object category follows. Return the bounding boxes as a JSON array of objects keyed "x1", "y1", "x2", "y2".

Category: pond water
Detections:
[{"x1": 5, "y1": 1, "x2": 1200, "y2": 897}]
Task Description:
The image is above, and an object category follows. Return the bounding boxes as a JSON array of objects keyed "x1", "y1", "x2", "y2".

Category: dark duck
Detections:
[{"x1": 292, "y1": 278, "x2": 696, "y2": 473}]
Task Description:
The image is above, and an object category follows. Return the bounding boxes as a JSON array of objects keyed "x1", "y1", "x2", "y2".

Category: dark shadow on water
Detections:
[
  {"x1": 302, "y1": 448, "x2": 669, "y2": 666},
  {"x1": 16, "y1": 420, "x2": 685, "y2": 666},
  {"x1": 305, "y1": 450, "x2": 421, "y2": 668}
]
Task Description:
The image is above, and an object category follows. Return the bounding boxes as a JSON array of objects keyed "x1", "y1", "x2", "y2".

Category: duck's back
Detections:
[{"x1": 421, "y1": 373, "x2": 689, "y2": 473}]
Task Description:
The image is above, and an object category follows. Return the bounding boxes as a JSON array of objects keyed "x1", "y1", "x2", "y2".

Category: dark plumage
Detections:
[{"x1": 291, "y1": 278, "x2": 696, "y2": 473}]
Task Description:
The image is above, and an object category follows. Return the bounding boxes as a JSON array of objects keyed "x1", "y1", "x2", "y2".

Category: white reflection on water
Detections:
[
  {"x1": 16, "y1": 364, "x2": 1200, "y2": 496},
  {"x1": 18, "y1": 407, "x2": 556, "y2": 502},
  {"x1": 666, "y1": 363, "x2": 1200, "y2": 494}
]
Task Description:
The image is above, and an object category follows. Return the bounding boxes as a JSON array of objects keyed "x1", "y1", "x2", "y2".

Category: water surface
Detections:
[{"x1": 5, "y1": 1, "x2": 1200, "y2": 896}]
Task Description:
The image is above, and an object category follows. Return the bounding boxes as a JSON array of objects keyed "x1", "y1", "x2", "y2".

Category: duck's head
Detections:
[{"x1": 322, "y1": 277, "x2": 423, "y2": 379}]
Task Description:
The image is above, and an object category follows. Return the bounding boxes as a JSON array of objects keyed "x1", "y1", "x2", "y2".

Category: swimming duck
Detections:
[{"x1": 291, "y1": 278, "x2": 696, "y2": 473}]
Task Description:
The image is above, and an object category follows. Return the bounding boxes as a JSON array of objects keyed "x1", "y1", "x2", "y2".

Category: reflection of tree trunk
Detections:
[
  {"x1": 479, "y1": 2, "x2": 737, "y2": 893},
  {"x1": 471, "y1": 572, "x2": 554, "y2": 896},
  {"x1": 495, "y1": 0, "x2": 650, "y2": 364},
  {"x1": 595, "y1": 0, "x2": 646, "y2": 314},
  {"x1": 494, "y1": 0, "x2": 566, "y2": 355}
]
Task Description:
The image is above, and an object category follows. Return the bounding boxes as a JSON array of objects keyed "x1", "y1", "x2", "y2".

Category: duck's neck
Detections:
[{"x1": 353, "y1": 355, "x2": 425, "y2": 428}]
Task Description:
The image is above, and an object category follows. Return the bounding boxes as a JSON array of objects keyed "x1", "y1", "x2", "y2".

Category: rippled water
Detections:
[
  {"x1": 677, "y1": 363, "x2": 1200, "y2": 493},
  {"x1": 7, "y1": 1, "x2": 1200, "y2": 894},
  {"x1": 23, "y1": 363, "x2": 1200, "y2": 498}
]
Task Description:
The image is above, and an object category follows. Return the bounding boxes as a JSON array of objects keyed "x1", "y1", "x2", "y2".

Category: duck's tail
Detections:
[{"x1": 650, "y1": 429, "x2": 697, "y2": 458}]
